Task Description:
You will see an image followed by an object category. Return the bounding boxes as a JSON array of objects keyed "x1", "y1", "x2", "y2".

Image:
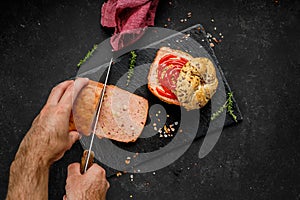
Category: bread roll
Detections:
[
  {"x1": 175, "y1": 57, "x2": 218, "y2": 110},
  {"x1": 147, "y1": 47, "x2": 218, "y2": 110}
]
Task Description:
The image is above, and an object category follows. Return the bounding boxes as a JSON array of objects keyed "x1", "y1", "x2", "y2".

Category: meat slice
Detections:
[{"x1": 69, "y1": 80, "x2": 148, "y2": 142}]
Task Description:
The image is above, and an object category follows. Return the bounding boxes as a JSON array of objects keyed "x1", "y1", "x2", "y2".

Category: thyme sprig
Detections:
[
  {"x1": 77, "y1": 44, "x2": 98, "y2": 68},
  {"x1": 211, "y1": 92, "x2": 238, "y2": 122},
  {"x1": 126, "y1": 51, "x2": 137, "y2": 86}
]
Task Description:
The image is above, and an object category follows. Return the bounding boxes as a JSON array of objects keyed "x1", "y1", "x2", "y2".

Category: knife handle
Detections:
[{"x1": 80, "y1": 150, "x2": 95, "y2": 174}]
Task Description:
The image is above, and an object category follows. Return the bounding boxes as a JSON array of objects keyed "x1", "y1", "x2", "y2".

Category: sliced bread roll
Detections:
[
  {"x1": 69, "y1": 80, "x2": 148, "y2": 142},
  {"x1": 147, "y1": 47, "x2": 193, "y2": 105}
]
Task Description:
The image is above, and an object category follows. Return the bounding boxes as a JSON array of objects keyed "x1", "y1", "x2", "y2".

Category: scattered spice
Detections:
[
  {"x1": 203, "y1": 19, "x2": 224, "y2": 47},
  {"x1": 212, "y1": 37, "x2": 218, "y2": 43},
  {"x1": 126, "y1": 50, "x2": 137, "y2": 86},
  {"x1": 77, "y1": 44, "x2": 98, "y2": 68},
  {"x1": 125, "y1": 157, "x2": 131, "y2": 164},
  {"x1": 130, "y1": 174, "x2": 134, "y2": 181},
  {"x1": 125, "y1": 160, "x2": 130, "y2": 164},
  {"x1": 164, "y1": 125, "x2": 169, "y2": 134},
  {"x1": 133, "y1": 152, "x2": 139, "y2": 158},
  {"x1": 116, "y1": 172, "x2": 122, "y2": 177}
]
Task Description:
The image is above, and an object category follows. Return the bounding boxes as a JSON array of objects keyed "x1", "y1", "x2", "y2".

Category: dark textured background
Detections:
[{"x1": 0, "y1": 0, "x2": 299, "y2": 199}]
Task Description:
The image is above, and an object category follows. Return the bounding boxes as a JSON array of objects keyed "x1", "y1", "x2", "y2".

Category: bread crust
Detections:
[{"x1": 176, "y1": 57, "x2": 218, "y2": 110}]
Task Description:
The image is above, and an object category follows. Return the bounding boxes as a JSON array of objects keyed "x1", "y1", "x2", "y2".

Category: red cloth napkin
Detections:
[{"x1": 101, "y1": 0, "x2": 160, "y2": 50}]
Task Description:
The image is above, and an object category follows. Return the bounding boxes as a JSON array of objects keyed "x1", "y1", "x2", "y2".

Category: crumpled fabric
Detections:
[{"x1": 101, "y1": 0, "x2": 160, "y2": 50}]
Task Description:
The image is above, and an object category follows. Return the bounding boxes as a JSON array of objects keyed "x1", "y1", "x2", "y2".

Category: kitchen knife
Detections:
[{"x1": 80, "y1": 58, "x2": 113, "y2": 174}]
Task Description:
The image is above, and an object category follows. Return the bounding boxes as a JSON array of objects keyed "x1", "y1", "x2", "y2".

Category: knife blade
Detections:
[{"x1": 81, "y1": 58, "x2": 113, "y2": 174}]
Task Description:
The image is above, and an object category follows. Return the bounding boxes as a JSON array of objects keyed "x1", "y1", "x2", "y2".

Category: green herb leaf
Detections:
[
  {"x1": 77, "y1": 44, "x2": 98, "y2": 68},
  {"x1": 226, "y1": 92, "x2": 238, "y2": 122},
  {"x1": 126, "y1": 51, "x2": 137, "y2": 86},
  {"x1": 210, "y1": 92, "x2": 238, "y2": 122}
]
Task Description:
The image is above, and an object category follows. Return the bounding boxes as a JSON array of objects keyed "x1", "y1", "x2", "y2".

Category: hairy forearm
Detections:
[{"x1": 6, "y1": 134, "x2": 50, "y2": 200}]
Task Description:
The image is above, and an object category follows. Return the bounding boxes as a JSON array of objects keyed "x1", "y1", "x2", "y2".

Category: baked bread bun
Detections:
[
  {"x1": 69, "y1": 80, "x2": 148, "y2": 142},
  {"x1": 175, "y1": 58, "x2": 218, "y2": 110},
  {"x1": 148, "y1": 47, "x2": 218, "y2": 110}
]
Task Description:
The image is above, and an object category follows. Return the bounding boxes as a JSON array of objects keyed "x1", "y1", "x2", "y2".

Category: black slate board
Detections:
[{"x1": 78, "y1": 24, "x2": 242, "y2": 177}]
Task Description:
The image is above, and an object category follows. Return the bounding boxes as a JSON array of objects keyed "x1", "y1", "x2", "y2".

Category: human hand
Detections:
[
  {"x1": 15, "y1": 78, "x2": 89, "y2": 166},
  {"x1": 64, "y1": 163, "x2": 110, "y2": 200}
]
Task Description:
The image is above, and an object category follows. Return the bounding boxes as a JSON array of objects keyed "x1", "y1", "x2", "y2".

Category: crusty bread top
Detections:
[
  {"x1": 147, "y1": 47, "x2": 193, "y2": 105},
  {"x1": 175, "y1": 57, "x2": 218, "y2": 110},
  {"x1": 70, "y1": 80, "x2": 148, "y2": 143}
]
